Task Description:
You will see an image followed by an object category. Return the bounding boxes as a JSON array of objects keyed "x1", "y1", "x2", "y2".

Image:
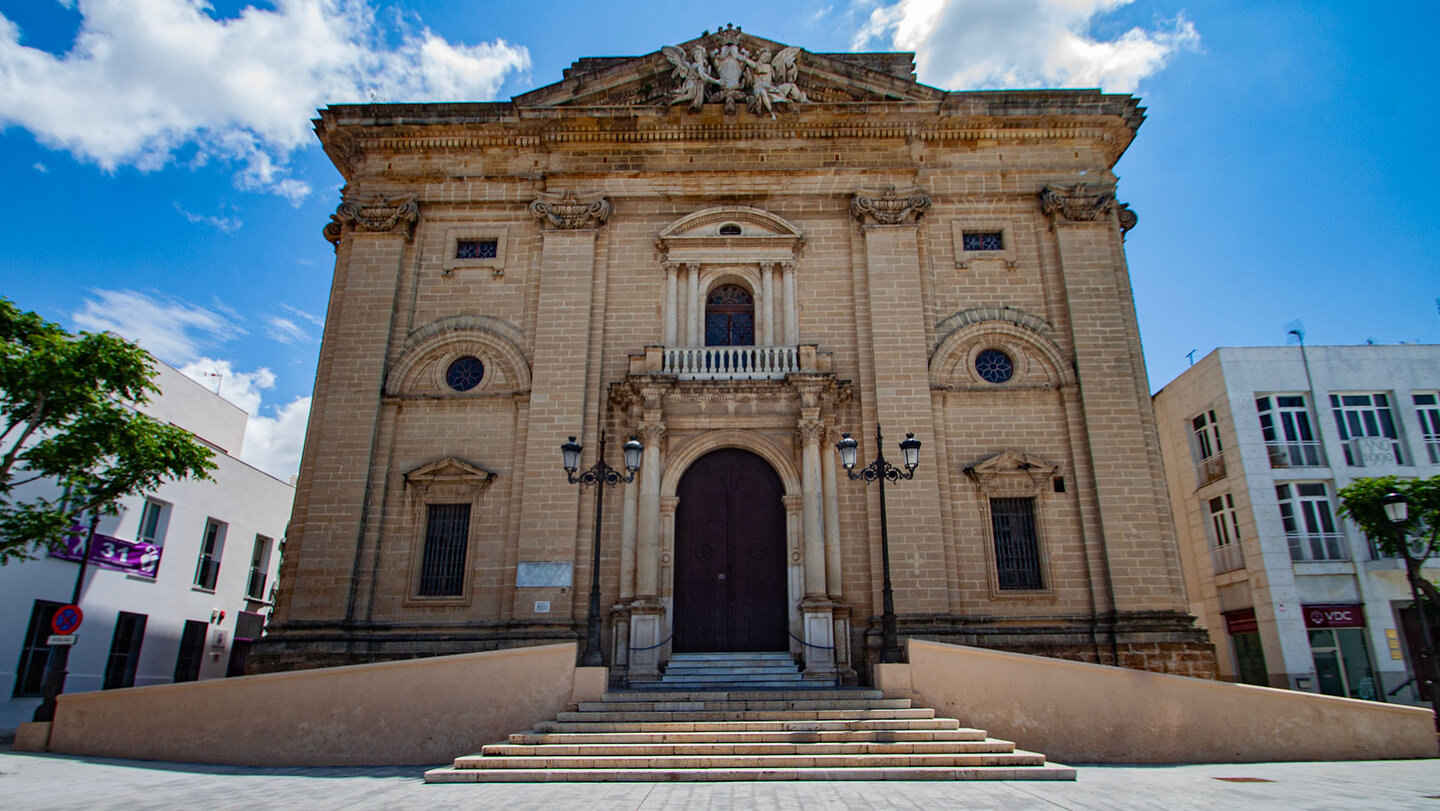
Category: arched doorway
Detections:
[{"x1": 673, "y1": 448, "x2": 788, "y2": 651}]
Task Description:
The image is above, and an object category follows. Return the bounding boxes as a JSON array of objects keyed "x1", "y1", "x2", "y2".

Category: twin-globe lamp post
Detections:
[
  {"x1": 836, "y1": 426, "x2": 921, "y2": 664},
  {"x1": 561, "y1": 429, "x2": 643, "y2": 668},
  {"x1": 1382, "y1": 491, "x2": 1440, "y2": 727}
]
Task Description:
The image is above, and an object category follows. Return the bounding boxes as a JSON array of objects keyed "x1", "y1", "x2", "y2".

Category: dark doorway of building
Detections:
[
  {"x1": 674, "y1": 448, "x2": 787, "y2": 652},
  {"x1": 704, "y1": 284, "x2": 755, "y2": 347}
]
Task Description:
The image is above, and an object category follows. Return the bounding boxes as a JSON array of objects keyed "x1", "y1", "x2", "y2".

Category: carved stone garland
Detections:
[
  {"x1": 850, "y1": 185, "x2": 932, "y2": 225},
  {"x1": 1039, "y1": 183, "x2": 1116, "y2": 223},
  {"x1": 529, "y1": 191, "x2": 613, "y2": 230},
  {"x1": 323, "y1": 193, "x2": 419, "y2": 246}
]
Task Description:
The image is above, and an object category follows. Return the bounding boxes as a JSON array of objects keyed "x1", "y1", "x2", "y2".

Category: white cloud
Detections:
[
  {"x1": 72, "y1": 288, "x2": 241, "y2": 366},
  {"x1": 33, "y1": 162, "x2": 48, "y2": 173},
  {"x1": 178, "y1": 357, "x2": 308, "y2": 479},
  {"x1": 174, "y1": 201, "x2": 242, "y2": 232},
  {"x1": 264, "y1": 315, "x2": 311, "y2": 344},
  {"x1": 852, "y1": 0, "x2": 1198, "y2": 92},
  {"x1": 0, "y1": 0, "x2": 530, "y2": 201}
]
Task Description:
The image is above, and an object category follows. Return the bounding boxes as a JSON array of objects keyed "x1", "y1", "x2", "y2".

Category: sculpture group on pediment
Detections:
[{"x1": 662, "y1": 27, "x2": 810, "y2": 117}]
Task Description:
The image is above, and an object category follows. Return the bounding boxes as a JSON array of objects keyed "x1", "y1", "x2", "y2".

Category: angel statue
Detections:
[
  {"x1": 743, "y1": 46, "x2": 809, "y2": 117},
  {"x1": 663, "y1": 45, "x2": 718, "y2": 112}
]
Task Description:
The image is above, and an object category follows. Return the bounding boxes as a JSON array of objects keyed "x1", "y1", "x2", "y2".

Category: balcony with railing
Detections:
[
  {"x1": 246, "y1": 567, "x2": 268, "y2": 601},
  {"x1": 629, "y1": 344, "x2": 831, "y2": 381},
  {"x1": 1211, "y1": 542, "x2": 1245, "y2": 574},
  {"x1": 1193, "y1": 453, "x2": 1227, "y2": 488},
  {"x1": 1287, "y1": 532, "x2": 1349, "y2": 562},
  {"x1": 1266, "y1": 440, "x2": 1326, "y2": 468},
  {"x1": 193, "y1": 556, "x2": 220, "y2": 590}
]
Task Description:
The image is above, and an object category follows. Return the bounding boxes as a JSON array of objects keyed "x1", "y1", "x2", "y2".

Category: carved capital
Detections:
[
  {"x1": 851, "y1": 185, "x2": 931, "y2": 225},
  {"x1": 795, "y1": 417, "x2": 826, "y2": 445},
  {"x1": 529, "y1": 191, "x2": 612, "y2": 230},
  {"x1": 1118, "y1": 202, "x2": 1138, "y2": 235},
  {"x1": 637, "y1": 419, "x2": 667, "y2": 447},
  {"x1": 325, "y1": 193, "x2": 419, "y2": 246},
  {"x1": 1040, "y1": 183, "x2": 1116, "y2": 223}
]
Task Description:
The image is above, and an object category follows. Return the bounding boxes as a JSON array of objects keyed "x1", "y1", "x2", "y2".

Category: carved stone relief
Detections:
[
  {"x1": 851, "y1": 185, "x2": 931, "y2": 225},
  {"x1": 323, "y1": 193, "x2": 419, "y2": 246},
  {"x1": 662, "y1": 26, "x2": 810, "y2": 116},
  {"x1": 1039, "y1": 183, "x2": 1117, "y2": 223},
  {"x1": 529, "y1": 191, "x2": 612, "y2": 230}
]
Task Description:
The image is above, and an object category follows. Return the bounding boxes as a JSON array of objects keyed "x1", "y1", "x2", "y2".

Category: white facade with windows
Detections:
[
  {"x1": 1154, "y1": 345, "x2": 1440, "y2": 705},
  {"x1": 0, "y1": 361, "x2": 294, "y2": 731}
]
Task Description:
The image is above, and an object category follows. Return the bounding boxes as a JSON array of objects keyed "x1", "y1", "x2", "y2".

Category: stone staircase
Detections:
[{"x1": 425, "y1": 651, "x2": 1075, "y2": 782}]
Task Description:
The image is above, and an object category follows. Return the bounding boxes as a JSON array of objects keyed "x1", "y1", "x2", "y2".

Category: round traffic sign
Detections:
[{"x1": 51, "y1": 604, "x2": 83, "y2": 635}]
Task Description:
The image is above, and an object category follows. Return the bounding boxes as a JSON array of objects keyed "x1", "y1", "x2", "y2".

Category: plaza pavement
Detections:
[{"x1": 2, "y1": 749, "x2": 1438, "y2": 810}]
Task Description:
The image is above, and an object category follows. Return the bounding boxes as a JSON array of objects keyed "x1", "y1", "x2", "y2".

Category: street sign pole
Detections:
[{"x1": 33, "y1": 513, "x2": 99, "y2": 723}]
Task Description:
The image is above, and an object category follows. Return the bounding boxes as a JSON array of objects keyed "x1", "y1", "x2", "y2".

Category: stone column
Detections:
[
  {"x1": 663, "y1": 263, "x2": 678, "y2": 347},
  {"x1": 634, "y1": 419, "x2": 666, "y2": 598},
  {"x1": 798, "y1": 418, "x2": 827, "y2": 598},
  {"x1": 687, "y1": 265, "x2": 702, "y2": 346},
  {"x1": 850, "y1": 186, "x2": 949, "y2": 618},
  {"x1": 761, "y1": 262, "x2": 776, "y2": 346},
  {"x1": 276, "y1": 195, "x2": 415, "y2": 629},
  {"x1": 619, "y1": 473, "x2": 639, "y2": 601},
  {"x1": 782, "y1": 262, "x2": 799, "y2": 345},
  {"x1": 1041, "y1": 183, "x2": 1188, "y2": 617},
  {"x1": 822, "y1": 423, "x2": 843, "y2": 599},
  {"x1": 512, "y1": 192, "x2": 611, "y2": 620}
]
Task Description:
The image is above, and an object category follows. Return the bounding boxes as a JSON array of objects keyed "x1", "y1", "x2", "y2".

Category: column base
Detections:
[
  {"x1": 800, "y1": 597, "x2": 837, "y2": 679},
  {"x1": 625, "y1": 599, "x2": 668, "y2": 682}
]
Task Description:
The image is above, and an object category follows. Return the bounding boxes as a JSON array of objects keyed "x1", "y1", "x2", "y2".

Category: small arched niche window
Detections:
[{"x1": 705, "y1": 284, "x2": 755, "y2": 347}]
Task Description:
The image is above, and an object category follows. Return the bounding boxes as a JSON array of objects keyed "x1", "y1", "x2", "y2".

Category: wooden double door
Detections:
[{"x1": 673, "y1": 449, "x2": 788, "y2": 652}]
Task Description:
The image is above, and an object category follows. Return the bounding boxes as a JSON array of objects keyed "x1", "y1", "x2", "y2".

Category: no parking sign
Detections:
[{"x1": 51, "y1": 604, "x2": 83, "y2": 635}]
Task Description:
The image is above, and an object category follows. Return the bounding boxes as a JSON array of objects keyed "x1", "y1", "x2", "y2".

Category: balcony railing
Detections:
[
  {"x1": 194, "y1": 556, "x2": 220, "y2": 590},
  {"x1": 1211, "y1": 542, "x2": 1245, "y2": 574},
  {"x1": 663, "y1": 345, "x2": 799, "y2": 380},
  {"x1": 1342, "y1": 437, "x2": 1405, "y2": 467},
  {"x1": 1193, "y1": 453, "x2": 1226, "y2": 488},
  {"x1": 1287, "y1": 532, "x2": 1349, "y2": 562},
  {"x1": 1425, "y1": 438, "x2": 1440, "y2": 465},
  {"x1": 1266, "y1": 441, "x2": 1326, "y2": 468},
  {"x1": 246, "y1": 567, "x2": 268, "y2": 601}
]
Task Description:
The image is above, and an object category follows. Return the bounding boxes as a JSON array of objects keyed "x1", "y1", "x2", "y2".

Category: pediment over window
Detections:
[
  {"x1": 404, "y1": 457, "x2": 498, "y2": 490},
  {"x1": 964, "y1": 450, "x2": 1060, "y2": 494},
  {"x1": 657, "y1": 206, "x2": 803, "y2": 265}
]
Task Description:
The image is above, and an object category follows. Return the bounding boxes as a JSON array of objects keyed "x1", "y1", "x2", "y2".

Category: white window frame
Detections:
[
  {"x1": 1276, "y1": 482, "x2": 1345, "y2": 561},
  {"x1": 194, "y1": 518, "x2": 227, "y2": 591},
  {"x1": 1256, "y1": 394, "x2": 1325, "y2": 467},
  {"x1": 1206, "y1": 493, "x2": 1244, "y2": 573},
  {"x1": 1413, "y1": 392, "x2": 1440, "y2": 465},
  {"x1": 136, "y1": 497, "x2": 170, "y2": 546},
  {"x1": 1330, "y1": 392, "x2": 1405, "y2": 466}
]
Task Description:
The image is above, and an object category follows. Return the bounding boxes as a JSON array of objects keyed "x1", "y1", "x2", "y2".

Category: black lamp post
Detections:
[
  {"x1": 562, "y1": 429, "x2": 642, "y2": 668},
  {"x1": 1383, "y1": 491, "x2": 1440, "y2": 727},
  {"x1": 836, "y1": 425, "x2": 921, "y2": 664}
]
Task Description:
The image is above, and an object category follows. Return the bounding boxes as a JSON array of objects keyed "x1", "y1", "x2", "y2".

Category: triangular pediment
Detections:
[
  {"x1": 404, "y1": 457, "x2": 498, "y2": 488},
  {"x1": 513, "y1": 27, "x2": 944, "y2": 111},
  {"x1": 969, "y1": 450, "x2": 1058, "y2": 477}
]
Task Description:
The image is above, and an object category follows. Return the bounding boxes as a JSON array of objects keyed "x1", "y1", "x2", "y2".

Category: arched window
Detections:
[{"x1": 705, "y1": 285, "x2": 755, "y2": 346}]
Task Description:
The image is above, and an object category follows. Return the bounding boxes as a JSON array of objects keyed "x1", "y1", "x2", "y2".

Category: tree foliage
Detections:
[
  {"x1": 1337, "y1": 474, "x2": 1440, "y2": 613},
  {"x1": 0, "y1": 299, "x2": 216, "y2": 563}
]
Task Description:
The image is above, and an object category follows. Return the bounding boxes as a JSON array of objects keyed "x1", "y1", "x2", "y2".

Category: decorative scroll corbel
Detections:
[
  {"x1": 1118, "y1": 202, "x2": 1138, "y2": 235},
  {"x1": 850, "y1": 185, "x2": 931, "y2": 225},
  {"x1": 1039, "y1": 183, "x2": 1116, "y2": 223},
  {"x1": 323, "y1": 193, "x2": 419, "y2": 247},
  {"x1": 529, "y1": 191, "x2": 612, "y2": 230}
]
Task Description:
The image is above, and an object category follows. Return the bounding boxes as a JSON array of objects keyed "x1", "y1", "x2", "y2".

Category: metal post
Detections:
[
  {"x1": 33, "y1": 512, "x2": 100, "y2": 723},
  {"x1": 582, "y1": 430, "x2": 609, "y2": 668},
  {"x1": 1402, "y1": 529, "x2": 1440, "y2": 728},
  {"x1": 874, "y1": 426, "x2": 901, "y2": 663}
]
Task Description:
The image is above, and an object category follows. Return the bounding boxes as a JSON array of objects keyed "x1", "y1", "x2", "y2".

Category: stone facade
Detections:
[{"x1": 252, "y1": 29, "x2": 1215, "y2": 682}]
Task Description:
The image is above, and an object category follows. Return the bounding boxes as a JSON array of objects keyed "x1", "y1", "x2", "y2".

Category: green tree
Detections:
[
  {"x1": 1336, "y1": 474, "x2": 1440, "y2": 613},
  {"x1": 0, "y1": 298, "x2": 216, "y2": 563}
]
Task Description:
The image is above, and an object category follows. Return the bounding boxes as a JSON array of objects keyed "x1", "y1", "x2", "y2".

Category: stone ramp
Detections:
[{"x1": 426, "y1": 653, "x2": 1073, "y2": 783}]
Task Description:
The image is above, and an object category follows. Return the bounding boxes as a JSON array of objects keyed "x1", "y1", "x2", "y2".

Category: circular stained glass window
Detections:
[
  {"x1": 975, "y1": 348, "x2": 1014, "y2": 384},
  {"x1": 445, "y1": 356, "x2": 485, "y2": 391}
]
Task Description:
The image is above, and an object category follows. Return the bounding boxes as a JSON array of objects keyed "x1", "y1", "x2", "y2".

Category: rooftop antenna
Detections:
[
  {"x1": 1284, "y1": 321, "x2": 1319, "y2": 417},
  {"x1": 1185, "y1": 349, "x2": 1197, "y2": 366},
  {"x1": 195, "y1": 370, "x2": 222, "y2": 396}
]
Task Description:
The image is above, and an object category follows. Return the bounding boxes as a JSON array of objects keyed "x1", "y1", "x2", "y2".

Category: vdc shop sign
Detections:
[{"x1": 1304, "y1": 603, "x2": 1364, "y2": 629}]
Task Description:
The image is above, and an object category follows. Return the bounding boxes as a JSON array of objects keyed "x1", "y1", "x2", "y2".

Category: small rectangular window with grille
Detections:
[
  {"x1": 13, "y1": 600, "x2": 63, "y2": 697},
  {"x1": 962, "y1": 231, "x2": 1004, "y2": 251},
  {"x1": 103, "y1": 611, "x2": 148, "y2": 689},
  {"x1": 991, "y1": 497, "x2": 1043, "y2": 590},
  {"x1": 418, "y1": 503, "x2": 471, "y2": 596},
  {"x1": 456, "y1": 239, "x2": 498, "y2": 259}
]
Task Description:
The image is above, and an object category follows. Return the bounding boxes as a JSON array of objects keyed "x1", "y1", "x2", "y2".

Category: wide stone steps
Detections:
[{"x1": 425, "y1": 653, "x2": 1074, "y2": 782}]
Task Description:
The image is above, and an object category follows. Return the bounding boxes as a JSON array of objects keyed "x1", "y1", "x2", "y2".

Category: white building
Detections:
[
  {"x1": 0, "y1": 361, "x2": 295, "y2": 731},
  {"x1": 1153, "y1": 344, "x2": 1440, "y2": 706}
]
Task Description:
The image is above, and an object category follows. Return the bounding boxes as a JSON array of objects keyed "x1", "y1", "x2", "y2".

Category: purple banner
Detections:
[{"x1": 50, "y1": 528, "x2": 162, "y2": 579}]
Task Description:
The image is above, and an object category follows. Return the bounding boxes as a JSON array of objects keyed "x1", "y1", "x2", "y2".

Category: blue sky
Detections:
[{"x1": 1, "y1": 1, "x2": 1436, "y2": 478}]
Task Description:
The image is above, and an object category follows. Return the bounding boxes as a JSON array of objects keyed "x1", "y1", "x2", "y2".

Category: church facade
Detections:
[{"x1": 252, "y1": 28, "x2": 1216, "y2": 683}]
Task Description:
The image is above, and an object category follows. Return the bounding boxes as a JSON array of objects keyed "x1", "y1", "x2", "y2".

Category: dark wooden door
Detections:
[{"x1": 674, "y1": 449, "x2": 788, "y2": 652}]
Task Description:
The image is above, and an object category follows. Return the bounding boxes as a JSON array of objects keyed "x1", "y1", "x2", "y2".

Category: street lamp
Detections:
[
  {"x1": 561, "y1": 429, "x2": 641, "y2": 667},
  {"x1": 1384, "y1": 491, "x2": 1440, "y2": 727},
  {"x1": 837, "y1": 425, "x2": 921, "y2": 664}
]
